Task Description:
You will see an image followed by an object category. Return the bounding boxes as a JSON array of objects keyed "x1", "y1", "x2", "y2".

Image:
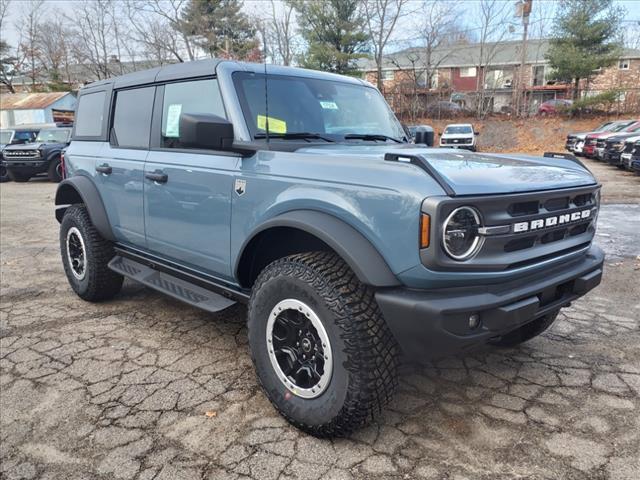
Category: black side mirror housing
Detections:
[
  {"x1": 474, "y1": 131, "x2": 479, "y2": 135},
  {"x1": 179, "y1": 113, "x2": 235, "y2": 150},
  {"x1": 414, "y1": 126, "x2": 435, "y2": 146}
]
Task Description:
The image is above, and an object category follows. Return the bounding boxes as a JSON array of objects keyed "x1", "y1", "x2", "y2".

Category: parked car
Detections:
[
  {"x1": 603, "y1": 133, "x2": 640, "y2": 167},
  {"x1": 565, "y1": 121, "x2": 618, "y2": 155},
  {"x1": 620, "y1": 139, "x2": 640, "y2": 170},
  {"x1": 594, "y1": 122, "x2": 640, "y2": 160},
  {"x1": 0, "y1": 126, "x2": 41, "y2": 182},
  {"x1": 538, "y1": 99, "x2": 572, "y2": 116},
  {"x1": 439, "y1": 123, "x2": 478, "y2": 151},
  {"x1": 56, "y1": 59, "x2": 604, "y2": 436},
  {"x1": 583, "y1": 120, "x2": 638, "y2": 158},
  {"x1": 425, "y1": 100, "x2": 462, "y2": 117},
  {"x1": 2, "y1": 126, "x2": 71, "y2": 182}
]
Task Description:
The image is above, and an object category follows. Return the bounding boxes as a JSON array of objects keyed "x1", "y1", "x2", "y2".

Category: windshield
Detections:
[
  {"x1": 612, "y1": 122, "x2": 635, "y2": 132},
  {"x1": 35, "y1": 128, "x2": 70, "y2": 143},
  {"x1": 444, "y1": 125, "x2": 472, "y2": 135},
  {"x1": 233, "y1": 72, "x2": 406, "y2": 142},
  {"x1": 0, "y1": 130, "x2": 13, "y2": 144}
]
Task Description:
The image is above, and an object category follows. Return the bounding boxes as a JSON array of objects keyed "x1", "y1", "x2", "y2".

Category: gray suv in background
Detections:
[{"x1": 55, "y1": 59, "x2": 604, "y2": 436}]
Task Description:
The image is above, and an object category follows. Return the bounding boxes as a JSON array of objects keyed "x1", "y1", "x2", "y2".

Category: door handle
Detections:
[
  {"x1": 145, "y1": 170, "x2": 168, "y2": 184},
  {"x1": 95, "y1": 164, "x2": 112, "y2": 175}
]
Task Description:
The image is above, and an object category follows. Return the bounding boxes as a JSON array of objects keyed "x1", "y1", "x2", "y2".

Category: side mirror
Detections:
[
  {"x1": 179, "y1": 113, "x2": 234, "y2": 150},
  {"x1": 474, "y1": 131, "x2": 479, "y2": 136},
  {"x1": 414, "y1": 126, "x2": 434, "y2": 146}
]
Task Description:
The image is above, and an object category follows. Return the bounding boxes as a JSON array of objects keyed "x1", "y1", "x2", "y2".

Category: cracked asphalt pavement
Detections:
[{"x1": 1, "y1": 169, "x2": 639, "y2": 479}]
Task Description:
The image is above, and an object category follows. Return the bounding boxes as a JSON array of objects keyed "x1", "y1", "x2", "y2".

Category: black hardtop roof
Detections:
[{"x1": 80, "y1": 58, "x2": 367, "y2": 92}]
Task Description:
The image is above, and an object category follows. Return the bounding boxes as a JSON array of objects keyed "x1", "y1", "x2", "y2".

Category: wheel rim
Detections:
[
  {"x1": 66, "y1": 227, "x2": 87, "y2": 280},
  {"x1": 55, "y1": 161, "x2": 62, "y2": 178},
  {"x1": 266, "y1": 299, "x2": 333, "y2": 399}
]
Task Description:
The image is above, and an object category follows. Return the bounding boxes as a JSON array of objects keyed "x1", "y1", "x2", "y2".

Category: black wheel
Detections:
[
  {"x1": 60, "y1": 204, "x2": 123, "y2": 301},
  {"x1": 48, "y1": 156, "x2": 63, "y2": 182},
  {"x1": 248, "y1": 251, "x2": 399, "y2": 437},
  {"x1": 0, "y1": 165, "x2": 9, "y2": 182},
  {"x1": 490, "y1": 311, "x2": 559, "y2": 347},
  {"x1": 7, "y1": 170, "x2": 31, "y2": 182}
]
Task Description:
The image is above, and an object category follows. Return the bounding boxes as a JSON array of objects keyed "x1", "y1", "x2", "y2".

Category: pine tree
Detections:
[
  {"x1": 291, "y1": 0, "x2": 368, "y2": 75},
  {"x1": 545, "y1": 0, "x2": 623, "y2": 98},
  {"x1": 181, "y1": 0, "x2": 257, "y2": 60}
]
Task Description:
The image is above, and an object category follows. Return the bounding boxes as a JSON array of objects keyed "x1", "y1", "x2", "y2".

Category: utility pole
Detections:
[{"x1": 513, "y1": 0, "x2": 532, "y2": 117}]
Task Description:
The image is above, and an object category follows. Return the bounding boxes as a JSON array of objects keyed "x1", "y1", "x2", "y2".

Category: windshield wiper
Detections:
[
  {"x1": 254, "y1": 132, "x2": 335, "y2": 142},
  {"x1": 343, "y1": 133, "x2": 403, "y2": 143}
]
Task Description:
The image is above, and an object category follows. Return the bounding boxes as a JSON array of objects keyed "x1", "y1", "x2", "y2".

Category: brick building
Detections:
[{"x1": 359, "y1": 39, "x2": 640, "y2": 116}]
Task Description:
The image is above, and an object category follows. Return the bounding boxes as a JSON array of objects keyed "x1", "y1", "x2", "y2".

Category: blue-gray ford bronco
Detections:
[{"x1": 56, "y1": 60, "x2": 604, "y2": 437}]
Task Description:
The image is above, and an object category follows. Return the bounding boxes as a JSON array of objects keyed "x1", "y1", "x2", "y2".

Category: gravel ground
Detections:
[{"x1": 1, "y1": 169, "x2": 639, "y2": 480}]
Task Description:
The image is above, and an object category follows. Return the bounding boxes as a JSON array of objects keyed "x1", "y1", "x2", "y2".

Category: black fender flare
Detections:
[
  {"x1": 45, "y1": 148, "x2": 63, "y2": 164},
  {"x1": 235, "y1": 210, "x2": 401, "y2": 287},
  {"x1": 54, "y1": 176, "x2": 115, "y2": 241}
]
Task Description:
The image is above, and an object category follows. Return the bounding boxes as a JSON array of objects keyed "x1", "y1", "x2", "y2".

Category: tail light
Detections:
[{"x1": 60, "y1": 151, "x2": 66, "y2": 179}]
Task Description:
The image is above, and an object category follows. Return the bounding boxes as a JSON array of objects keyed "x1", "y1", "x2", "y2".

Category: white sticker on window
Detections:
[
  {"x1": 320, "y1": 101, "x2": 338, "y2": 110},
  {"x1": 165, "y1": 104, "x2": 182, "y2": 138}
]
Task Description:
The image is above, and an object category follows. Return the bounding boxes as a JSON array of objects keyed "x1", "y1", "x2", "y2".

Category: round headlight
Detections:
[{"x1": 442, "y1": 206, "x2": 482, "y2": 260}]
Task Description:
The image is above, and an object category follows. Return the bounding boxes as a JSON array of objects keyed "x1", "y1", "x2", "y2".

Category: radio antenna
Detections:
[{"x1": 264, "y1": 60, "x2": 270, "y2": 145}]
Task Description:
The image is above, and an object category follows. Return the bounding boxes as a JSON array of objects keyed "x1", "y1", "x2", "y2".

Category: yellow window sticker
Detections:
[{"x1": 257, "y1": 115, "x2": 287, "y2": 134}]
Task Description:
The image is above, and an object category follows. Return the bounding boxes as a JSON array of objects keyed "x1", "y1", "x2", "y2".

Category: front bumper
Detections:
[
  {"x1": 1, "y1": 159, "x2": 48, "y2": 175},
  {"x1": 376, "y1": 245, "x2": 604, "y2": 358},
  {"x1": 605, "y1": 151, "x2": 623, "y2": 165}
]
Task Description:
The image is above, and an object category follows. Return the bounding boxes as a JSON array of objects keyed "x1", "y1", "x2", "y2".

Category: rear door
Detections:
[
  {"x1": 144, "y1": 78, "x2": 237, "y2": 279},
  {"x1": 95, "y1": 86, "x2": 155, "y2": 247}
]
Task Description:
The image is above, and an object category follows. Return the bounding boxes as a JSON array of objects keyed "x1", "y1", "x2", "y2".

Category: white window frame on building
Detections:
[
  {"x1": 618, "y1": 59, "x2": 630, "y2": 70},
  {"x1": 381, "y1": 70, "x2": 395, "y2": 81},
  {"x1": 532, "y1": 64, "x2": 546, "y2": 86},
  {"x1": 459, "y1": 67, "x2": 476, "y2": 78}
]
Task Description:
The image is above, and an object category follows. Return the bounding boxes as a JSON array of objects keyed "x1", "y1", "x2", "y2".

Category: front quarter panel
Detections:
[{"x1": 230, "y1": 149, "x2": 444, "y2": 278}]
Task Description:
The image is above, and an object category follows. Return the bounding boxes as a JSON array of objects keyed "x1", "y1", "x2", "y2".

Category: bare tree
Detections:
[
  {"x1": 0, "y1": 0, "x2": 23, "y2": 93},
  {"x1": 69, "y1": 0, "x2": 116, "y2": 80},
  {"x1": 36, "y1": 23, "x2": 73, "y2": 88},
  {"x1": 364, "y1": 0, "x2": 409, "y2": 91},
  {"x1": 132, "y1": 0, "x2": 195, "y2": 61},
  {"x1": 415, "y1": 1, "x2": 458, "y2": 92},
  {"x1": 16, "y1": 0, "x2": 44, "y2": 90},
  {"x1": 472, "y1": 0, "x2": 511, "y2": 117},
  {"x1": 269, "y1": 0, "x2": 296, "y2": 65}
]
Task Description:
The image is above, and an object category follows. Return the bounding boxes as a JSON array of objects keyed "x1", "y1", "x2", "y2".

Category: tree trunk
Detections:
[{"x1": 376, "y1": 58, "x2": 383, "y2": 91}]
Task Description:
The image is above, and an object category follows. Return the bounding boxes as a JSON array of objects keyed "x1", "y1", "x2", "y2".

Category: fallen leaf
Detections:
[{"x1": 205, "y1": 411, "x2": 217, "y2": 418}]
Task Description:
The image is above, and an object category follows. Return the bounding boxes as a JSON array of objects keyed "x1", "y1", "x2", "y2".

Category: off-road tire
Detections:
[
  {"x1": 48, "y1": 156, "x2": 63, "y2": 182},
  {"x1": 7, "y1": 170, "x2": 31, "y2": 182},
  {"x1": 248, "y1": 251, "x2": 399, "y2": 437},
  {"x1": 60, "y1": 204, "x2": 123, "y2": 301},
  {"x1": 0, "y1": 165, "x2": 9, "y2": 183},
  {"x1": 490, "y1": 311, "x2": 559, "y2": 347}
]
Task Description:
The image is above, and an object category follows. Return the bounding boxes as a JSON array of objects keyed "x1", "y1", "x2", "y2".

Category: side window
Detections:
[
  {"x1": 112, "y1": 87, "x2": 155, "y2": 149},
  {"x1": 75, "y1": 91, "x2": 106, "y2": 137},
  {"x1": 161, "y1": 79, "x2": 225, "y2": 148}
]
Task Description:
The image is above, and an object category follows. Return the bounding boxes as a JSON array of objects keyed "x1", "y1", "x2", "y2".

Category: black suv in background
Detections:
[
  {"x1": 0, "y1": 127, "x2": 40, "y2": 182},
  {"x1": 2, "y1": 126, "x2": 71, "y2": 182}
]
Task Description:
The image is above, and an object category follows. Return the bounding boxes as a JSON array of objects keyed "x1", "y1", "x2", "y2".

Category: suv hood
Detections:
[
  {"x1": 298, "y1": 145, "x2": 596, "y2": 196},
  {"x1": 4, "y1": 141, "x2": 64, "y2": 151}
]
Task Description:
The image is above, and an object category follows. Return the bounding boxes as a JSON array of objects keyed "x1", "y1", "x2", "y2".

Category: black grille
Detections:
[
  {"x1": 421, "y1": 185, "x2": 599, "y2": 272},
  {"x1": 4, "y1": 150, "x2": 39, "y2": 158}
]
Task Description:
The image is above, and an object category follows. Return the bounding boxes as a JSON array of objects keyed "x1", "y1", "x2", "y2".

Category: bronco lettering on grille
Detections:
[{"x1": 512, "y1": 208, "x2": 592, "y2": 233}]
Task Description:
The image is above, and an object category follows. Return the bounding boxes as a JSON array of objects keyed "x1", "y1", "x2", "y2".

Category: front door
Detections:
[
  {"x1": 143, "y1": 78, "x2": 237, "y2": 279},
  {"x1": 95, "y1": 86, "x2": 156, "y2": 247}
]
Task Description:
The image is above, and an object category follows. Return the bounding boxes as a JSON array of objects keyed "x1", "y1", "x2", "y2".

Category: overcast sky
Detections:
[{"x1": 1, "y1": 0, "x2": 638, "y2": 56}]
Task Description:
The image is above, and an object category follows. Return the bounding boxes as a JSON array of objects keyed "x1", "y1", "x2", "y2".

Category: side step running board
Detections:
[{"x1": 108, "y1": 255, "x2": 236, "y2": 313}]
